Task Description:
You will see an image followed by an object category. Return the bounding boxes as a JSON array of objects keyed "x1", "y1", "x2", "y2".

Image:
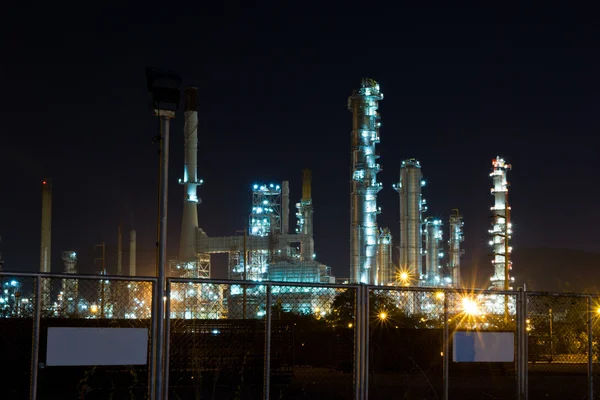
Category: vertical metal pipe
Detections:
[
  {"x1": 364, "y1": 285, "x2": 370, "y2": 399},
  {"x1": 523, "y1": 288, "x2": 528, "y2": 398},
  {"x1": 163, "y1": 281, "x2": 171, "y2": 400},
  {"x1": 443, "y1": 290, "x2": 449, "y2": 400},
  {"x1": 516, "y1": 288, "x2": 524, "y2": 400},
  {"x1": 149, "y1": 281, "x2": 157, "y2": 399},
  {"x1": 155, "y1": 114, "x2": 170, "y2": 399},
  {"x1": 354, "y1": 286, "x2": 361, "y2": 400},
  {"x1": 263, "y1": 284, "x2": 272, "y2": 400},
  {"x1": 30, "y1": 276, "x2": 41, "y2": 400},
  {"x1": 588, "y1": 296, "x2": 593, "y2": 400}
]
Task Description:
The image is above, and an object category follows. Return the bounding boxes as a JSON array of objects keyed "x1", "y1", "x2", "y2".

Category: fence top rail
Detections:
[
  {"x1": 0, "y1": 271, "x2": 157, "y2": 282},
  {"x1": 167, "y1": 277, "x2": 360, "y2": 289},
  {"x1": 525, "y1": 291, "x2": 596, "y2": 298},
  {"x1": 370, "y1": 284, "x2": 517, "y2": 296}
]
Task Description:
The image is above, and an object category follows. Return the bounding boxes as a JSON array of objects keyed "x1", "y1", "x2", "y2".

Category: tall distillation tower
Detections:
[
  {"x1": 296, "y1": 169, "x2": 315, "y2": 261},
  {"x1": 424, "y1": 217, "x2": 443, "y2": 286},
  {"x1": 489, "y1": 156, "x2": 513, "y2": 290},
  {"x1": 60, "y1": 251, "x2": 78, "y2": 314},
  {"x1": 178, "y1": 87, "x2": 209, "y2": 278},
  {"x1": 348, "y1": 78, "x2": 383, "y2": 284},
  {"x1": 394, "y1": 159, "x2": 426, "y2": 284},
  {"x1": 448, "y1": 209, "x2": 465, "y2": 287}
]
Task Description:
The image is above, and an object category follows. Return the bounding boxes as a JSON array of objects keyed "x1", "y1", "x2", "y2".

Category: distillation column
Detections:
[
  {"x1": 282, "y1": 181, "x2": 290, "y2": 235},
  {"x1": 349, "y1": 78, "x2": 383, "y2": 284},
  {"x1": 394, "y1": 159, "x2": 426, "y2": 283},
  {"x1": 448, "y1": 209, "x2": 464, "y2": 288},
  {"x1": 40, "y1": 180, "x2": 52, "y2": 307},
  {"x1": 297, "y1": 169, "x2": 314, "y2": 261},
  {"x1": 179, "y1": 87, "x2": 209, "y2": 278},
  {"x1": 376, "y1": 228, "x2": 393, "y2": 285},
  {"x1": 424, "y1": 218, "x2": 443, "y2": 286},
  {"x1": 61, "y1": 251, "x2": 78, "y2": 314},
  {"x1": 489, "y1": 156, "x2": 513, "y2": 290},
  {"x1": 129, "y1": 230, "x2": 137, "y2": 276}
]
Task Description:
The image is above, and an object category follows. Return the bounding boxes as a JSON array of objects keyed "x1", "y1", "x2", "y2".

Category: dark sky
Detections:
[{"x1": 1, "y1": 4, "x2": 598, "y2": 286}]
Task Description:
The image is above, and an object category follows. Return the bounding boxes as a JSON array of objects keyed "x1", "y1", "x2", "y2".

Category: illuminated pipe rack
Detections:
[
  {"x1": 448, "y1": 209, "x2": 465, "y2": 288},
  {"x1": 348, "y1": 78, "x2": 383, "y2": 284}
]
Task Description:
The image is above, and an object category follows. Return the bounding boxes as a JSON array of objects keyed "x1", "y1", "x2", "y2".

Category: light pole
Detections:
[{"x1": 146, "y1": 68, "x2": 181, "y2": 400}]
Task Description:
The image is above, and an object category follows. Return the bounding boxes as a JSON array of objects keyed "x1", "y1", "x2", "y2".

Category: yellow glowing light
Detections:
[
  {"x1": 379, "y1": 312, "x2": 387, "y2": 320},
  {"x1": 596, "y1": 308, "x2": 600, "y2": 315},
  {"x1": 348, "y1": 323, "x2": 353, "y2": 328},
  {"x1": 90, "y1": 304, "x2": 98, "y2": 314},
  {"x1": 462, "y1": 297, "x2": 479, "y2": 316},
  {"x1": 435, "y1": 292, "x2": 444, "y2": 300},
  {"x1": 400, "y1": 272, "x2": 408, "y2": 281}
]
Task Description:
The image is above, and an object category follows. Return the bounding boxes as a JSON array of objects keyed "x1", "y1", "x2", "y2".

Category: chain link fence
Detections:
[
  {"x1": 0, "y1": 275, "x2": 35, "y2": 399},
  {"x1": 4, "y1": 271, "x2": 600, "y2": 400},
  {"x1": 527, "y1": 293, "x2": 592, "y2": 399}
]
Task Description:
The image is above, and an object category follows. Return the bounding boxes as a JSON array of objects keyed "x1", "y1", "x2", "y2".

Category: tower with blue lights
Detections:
[{"x1": 348, "y1": 78, "x2": 383, "y2": 284}]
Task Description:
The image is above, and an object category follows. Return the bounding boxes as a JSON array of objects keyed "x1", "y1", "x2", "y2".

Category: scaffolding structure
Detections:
[
  {"x1": 247, "y1": 183, "x2": 281, "y2": 280},
  {"x1": 376, "y1": 228, "x2": 393, "y2": 285},
  {"x1": 488, "y1": 156, "x2": 513, "y2": 290}
]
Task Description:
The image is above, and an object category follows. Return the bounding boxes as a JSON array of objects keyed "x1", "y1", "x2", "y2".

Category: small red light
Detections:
[{"x1": 42, "y1": 181, "x2": 46, "y2": 185}]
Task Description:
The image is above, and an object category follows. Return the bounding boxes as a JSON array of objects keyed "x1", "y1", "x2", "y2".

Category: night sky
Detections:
[{"x1": 1, "y1": 5, "x2": 598, "y2": 287}]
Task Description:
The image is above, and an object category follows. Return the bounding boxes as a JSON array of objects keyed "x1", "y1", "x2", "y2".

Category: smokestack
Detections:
[
  {"x1": 348, "y1": 79, "x2": 383, "y2": 284},
  {"x1": 282, "y1": 181, "x2": 290, "y2": 234},
  {"x1": 40, "y1": 180, "x2": 52, "y2": 273},
  {"x1": 129, "y1": 230, "x2": 137, "y2": 276},
  {"x1": 117, "y1": 225, "x2": 123, "y2": 275},
  {"x1": 179, "y1": 87, "x2": 202, "y2": 264},
  {"x1": 302, "y1": 169, "x2": 312, "y2": 201},
  {"x1": 297, "y1": 169, "x2": 315, "y2": 260}
]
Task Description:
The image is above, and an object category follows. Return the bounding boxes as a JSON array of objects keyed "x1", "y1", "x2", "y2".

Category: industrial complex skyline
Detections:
[{"x1": 1, "y1": 5, "x2": 599, "y2": 289}]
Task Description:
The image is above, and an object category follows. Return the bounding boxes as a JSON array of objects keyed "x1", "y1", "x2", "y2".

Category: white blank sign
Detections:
[
  {"x1": 453, "y1": 331, "x2": 514, "y2": 362},
  {"x1": 46, "y1": 327, "x2": 148, "y2": 366}
]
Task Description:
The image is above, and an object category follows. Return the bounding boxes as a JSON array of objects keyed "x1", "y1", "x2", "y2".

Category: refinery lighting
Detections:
[
  {"x1": 349, "y1": 78, "x2": 383, "y2": 284},
  {"x1": 488, "y1": 156, "x2": 513, "y2": 290}
]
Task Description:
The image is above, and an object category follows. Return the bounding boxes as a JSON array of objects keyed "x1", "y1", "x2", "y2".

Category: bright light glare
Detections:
[
  {"x1": 435, "y1": 292, "x2": 444, "y2": 300},
  {"x1": 379, "y1": 312, "x2": 387, "y2": 320},
  {"x1": 90, "y1": 304, "x2": 99, "y2": 314},
  {"x1": 462, "y1": 297, "x2": 479, "y2": 316}
]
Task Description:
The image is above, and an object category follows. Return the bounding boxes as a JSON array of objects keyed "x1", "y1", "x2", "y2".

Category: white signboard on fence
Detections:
[
  {"x1": 46, "y1": 327, "x2": 148, "y2": 366},
  {"x1": 452, "y1": 331, "x2": 514, "y2": 362}
]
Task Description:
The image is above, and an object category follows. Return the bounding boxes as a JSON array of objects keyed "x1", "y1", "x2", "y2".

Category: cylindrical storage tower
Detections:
[
  {"x1": 448, "y1": 209, "x2": 464, "y2": 287},
  {"x1": 348, "y1": 78, "x2": 383, "y2": 284},
  {"x1": 395, "y1": 159, "x2": 425, "y2": 284}
]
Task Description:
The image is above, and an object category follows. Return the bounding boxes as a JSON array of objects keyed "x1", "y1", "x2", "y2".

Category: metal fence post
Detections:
[
  {"x1": 30, "y1": 276, "x2": 41, "y2": 400},
  {"x1": 263, "y1": 284, "x2": 272, "y2": 400},
  {"x1": 150, "y1": 280, "x2": 158, "y2": 400},
  {"x1": 588, "y1": 296, "x2": 593, "y2": 400},
  {"x1": 354, "y1": 285, "x2": 362, "y2": 400},
  {"x1": 364, "y1": 285, "x2": 369, "y2": 399},
  {"x1": 163, "y1": 280, "x2": 172, "y2": 400},
  {"x1": 516, "y1": 288, "x2": 524, "y2": 400},
  {"x1": 443, "y1": 290, "x2": 449, "y2": 400}
]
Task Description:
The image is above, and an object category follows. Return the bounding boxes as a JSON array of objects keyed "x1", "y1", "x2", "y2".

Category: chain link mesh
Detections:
[
  {"x1": 37, "y1": 276, "x2": 154, "y2": 399},
  {"x1": 368, "y1": 288, "x2": 444, "y2": 399},
  {"x1": 446, "y1": 291, "x2": 517, "y2": 399},
  {"x1": 527, "y1": 293, "x2": 591, "y2": 399},
  {"x1": 0, "y1": 275, "x2": 35, "y2": 398},
  {"x1": 269, "y1": 284, "x2": 355, "y2": 399},
  {"x1": 168, "y1": 281, "x2": 266, "y2": 398}
]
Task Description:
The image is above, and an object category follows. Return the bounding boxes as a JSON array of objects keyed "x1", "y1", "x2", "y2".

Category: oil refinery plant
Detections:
[{"x1": 0, "y1": 79, "x2": 516, "y2": 320}]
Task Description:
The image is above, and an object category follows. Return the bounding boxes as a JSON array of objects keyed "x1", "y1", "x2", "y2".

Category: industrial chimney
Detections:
[
  {"x1": 40, "y1": 180, "x2": 52, "y2": 274},
  {"x1": 296, "y1": 169, "x2": 314, "y2": 260},
  {"x1": 348, "y1": 79, "x2": 383, "y2": 284},
  {"x1": 117, "y1": 225, "x2": 123, "y2": 275},
  {"x1": 179, "y1": 87, "x2": 202, "y2": 266},
  {"x1": 129, "y1": 230, "x2": 137, "y2": 276}
]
